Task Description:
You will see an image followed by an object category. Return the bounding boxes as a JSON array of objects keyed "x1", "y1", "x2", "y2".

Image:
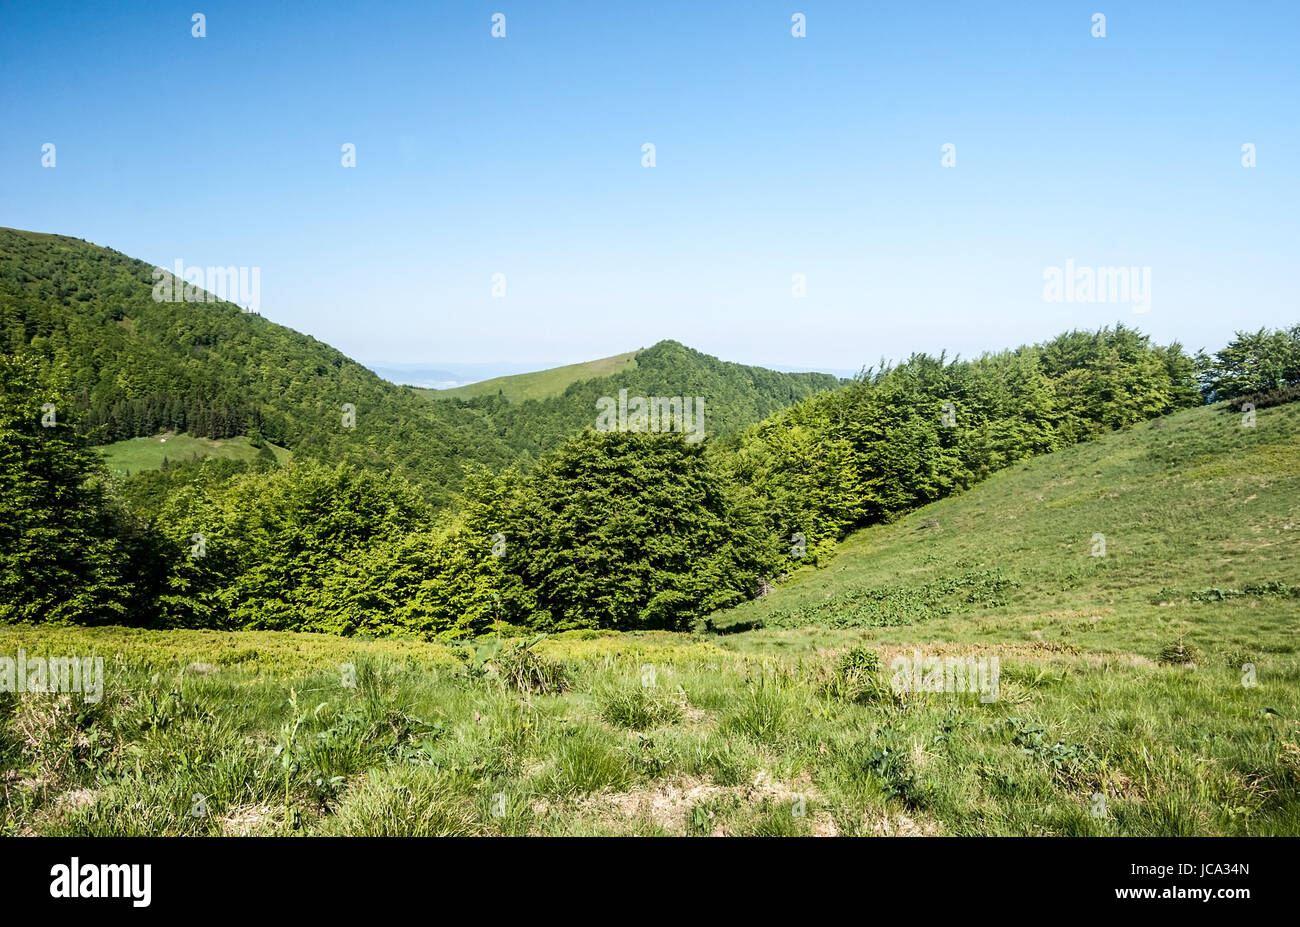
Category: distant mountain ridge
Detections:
[
  {"x1": 420, "y1": 352, "x2": 850, "y2": 405},
  {"x1": 363, "y1": 361, "x2": 555, "y2": 390}
]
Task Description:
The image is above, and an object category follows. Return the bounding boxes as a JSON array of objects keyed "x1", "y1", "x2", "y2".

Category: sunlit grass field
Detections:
[
  {"x1": 99, "y1": 432, "x2": 291, "y2": 476},
  {"x1": 4, "y1": 400, "x2": 1297, "y2": 836},
  {"x1": 420, "y1": 350, "x2": 639, "y2": 403}
]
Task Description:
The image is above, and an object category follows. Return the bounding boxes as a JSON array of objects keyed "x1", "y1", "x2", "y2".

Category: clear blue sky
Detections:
[{"x1": 3, "y1": 0, "x2": 1296, "y2": 371}]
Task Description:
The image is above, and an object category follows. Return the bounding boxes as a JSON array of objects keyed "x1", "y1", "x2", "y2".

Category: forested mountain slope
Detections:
[
  {"x1": 7, "y1": 227, "x2": 1291, "y2": 639},
  {"x1": 444, "y1": 340, "x2": 844, "y2": 459},
  {"x1": 0, "y1": 228, "x2": 837, "y2": 501},
  {"x1": 0, "y1": 229, "x2": 519, "y2": 504}
]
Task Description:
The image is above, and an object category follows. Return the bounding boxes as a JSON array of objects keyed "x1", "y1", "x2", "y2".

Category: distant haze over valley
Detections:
[{"x1": 361, "y1": 361, "x2": 561, "y2": 390}]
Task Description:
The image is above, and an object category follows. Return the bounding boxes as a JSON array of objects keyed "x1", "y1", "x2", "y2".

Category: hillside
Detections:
[
  {"x1": 0, "y1": 229, "x2": 518, "y2": 504},
  {"x1": 711, "y1": 397, "x2": 1300, "y2": 659},
  {"x1": 0, "y1": 228, "x2": 836, "y2": 498},
  {"x1": 441, "y1": 340, "x2": 846, "y2": 460},
  {"x1": 428, "y1": 351, "x2": 640, "y2": 402}
]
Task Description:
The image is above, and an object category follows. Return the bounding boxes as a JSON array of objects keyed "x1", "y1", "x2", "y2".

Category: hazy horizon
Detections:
[{"x1": 359, "y1": 354, "x2": 862, "y2": 389}]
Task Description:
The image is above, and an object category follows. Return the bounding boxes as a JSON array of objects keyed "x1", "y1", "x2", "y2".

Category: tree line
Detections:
[{"x1": 7, "y1": 322, "x2": 1295, "y2": 635}]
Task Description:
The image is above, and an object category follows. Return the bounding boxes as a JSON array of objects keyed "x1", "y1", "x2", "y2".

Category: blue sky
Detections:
[{"x1": 2, "y1": 0, "x2": 1297, "y2": 372}]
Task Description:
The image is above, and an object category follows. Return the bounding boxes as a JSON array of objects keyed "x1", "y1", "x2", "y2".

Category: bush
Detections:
[
  {"x1": 1158, "y1": 638, "x2": 1200, "y2": 666},
  {"x1": 1220, "y1": 384, "x2": 1300, "y2": 412},
  {"x1": 839, "y1": 646, "x2": 881, "y2": 677}
]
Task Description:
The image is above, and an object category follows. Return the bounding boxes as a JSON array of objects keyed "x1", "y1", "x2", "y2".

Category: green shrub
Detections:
[
  {"x1": 1158, "y1": 638, "x2": 1200, "y2": 666},
  {"x1": 826, "y1": 645, "x2": 902, "y2": 705}
]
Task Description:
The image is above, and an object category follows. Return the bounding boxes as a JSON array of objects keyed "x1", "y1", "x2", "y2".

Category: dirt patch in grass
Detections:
[
  {"x1": 865, "y1": 809, "x2": 941, "y2": 836},
  {"x1": 54, "y1": 788, "x2": 99, "y2": 812},
  {"x1": 578, "y1": 776, "x2": 723, "y2": 828},
  {"x1": 220, "y1": 802, "x2": 279, "y2": 836},
  {"x1": 536, "y1": 770, "x2": 820, "y2": 835}
]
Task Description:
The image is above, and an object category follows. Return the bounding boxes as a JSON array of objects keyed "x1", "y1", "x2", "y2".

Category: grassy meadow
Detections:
[
  {"x1": 423, "y1": 351, "x2": 640, "y2": 402},
  {"x1": 100, "y1": 432, "x2": 292, "y2": 476},
  {"x1": 3, "y1": 399, "x2": 1297, "y2": 836}
]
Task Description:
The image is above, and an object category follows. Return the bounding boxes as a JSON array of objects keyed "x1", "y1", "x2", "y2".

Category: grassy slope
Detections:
[
  {"x1": 3, "y1": 402, "x2": 1298, "y2": 836},
  {"x1": 715, "y1": 399, "x2": 1300, "y2": 650},
  {"x1": 100, "y1": 432, "x2": 292, "y2": 475},
  {"x1": 426, "y1": 351, "x2": 640, "y2": 402}
]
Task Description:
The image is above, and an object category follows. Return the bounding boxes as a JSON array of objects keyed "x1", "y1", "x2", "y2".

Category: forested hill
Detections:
[
  {"x1": 443, "y1": 340, "x2": 844, "y2": 459},
  {"x1": 0, "y1": 228, "x2": 842, "y2": 501},
  {"x1": 0, "y1": 228, "x2": 518, "y2": 504}
]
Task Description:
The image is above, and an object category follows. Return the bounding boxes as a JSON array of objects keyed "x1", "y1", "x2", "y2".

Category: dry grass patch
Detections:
[
  {"x1": 551, "y1": 770, "x2": 819, "y2": 836},
  {"x1": 864, "y1": 809, "x2": 941, "y2": 836}
]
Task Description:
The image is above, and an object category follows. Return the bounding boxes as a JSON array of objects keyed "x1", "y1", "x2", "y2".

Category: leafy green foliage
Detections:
[
  {"x1": 722, "y1": 325, "x2": 1201, "y2": 559},
  {"x1": 1197, "y1": 325, "x2": 1300, "y2": 401},
  {"x1": 0, "y1": 355, "x2": 143, "y2": 623},
  {"x1": 152, "y1": 461, "x2": 431, "y2": 629},
  {"x1": 503, "y1": 431, "x2": 778, "y2": 631},
  {"x1": 764, "y1": 570, "x2": 1020, "y2": 629},
  {"x1": 995, "y1": 717, "x2": 1097, "y2": 790}
]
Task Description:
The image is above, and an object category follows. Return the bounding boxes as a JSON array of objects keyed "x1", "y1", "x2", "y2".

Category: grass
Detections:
[
  {"x1": 100, "y1": 432, "x2": 291, "y2": 475},
  {"x1": 420, "y1": 350, "x2": 639, "y2": 402},
  {"x1": 716, "y1": 399, "x2": 1300, "y2": 647},
  {"x1": 3, "y1": 400, "x2": 1299, "y2": 835}
]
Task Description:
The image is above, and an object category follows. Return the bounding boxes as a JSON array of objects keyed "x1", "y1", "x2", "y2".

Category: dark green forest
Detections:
[{"x1": 3, "y1": 229, "x2": 1298, "y2": 637}]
